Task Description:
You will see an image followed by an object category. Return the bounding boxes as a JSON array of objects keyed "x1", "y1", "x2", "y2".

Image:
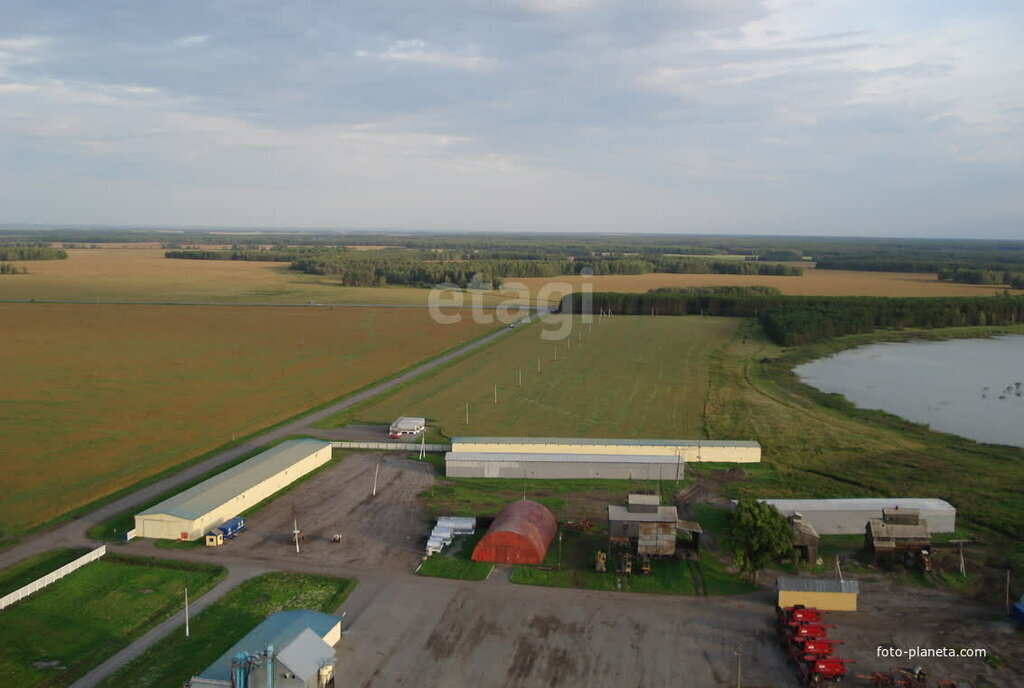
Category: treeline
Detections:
[
  {"x1": 165, "y1": 249, "x2": 310, "y2": 262},
  {"x1": 0, "y1": 262, "x2": 27, "y2": 274},
  {"x1": 561, "y1": 291, "x2": 1024, "y2": 346},
  {"x1": 816, "y1": 254, "x2": 1024, "y2": 274},
  {"x1": 938, "y1": 267, "x2": 1024, "y2": 289},
  {"x1": 0, "y1": 246, "x2": 67, "y2": 261}
]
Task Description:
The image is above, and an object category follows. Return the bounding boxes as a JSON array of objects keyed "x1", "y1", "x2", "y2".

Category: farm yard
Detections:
[
  {"x1": 0, "y1": 303, "x2": 494, "y2": 534},
  {"x1": 0, "y1": 554, "x2": 224, "y2": 688},
  {"x1": 327, "y1": 315, "x2": 739, "y2": 440},
  {"x1": 515, "y1": 267, "x2": 1024, "y2": 299}
]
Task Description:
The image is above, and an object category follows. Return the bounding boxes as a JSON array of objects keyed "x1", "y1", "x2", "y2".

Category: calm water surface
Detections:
[{"x1": 796, "y1": 335, "x2": 1024, "y2": 448}]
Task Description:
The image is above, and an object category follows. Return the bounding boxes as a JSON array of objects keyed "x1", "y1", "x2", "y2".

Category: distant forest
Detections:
[
  {"x1": 0, "y1": 245, "x2": 67, "y2": 261},
  {"x1": 561, "y1": 290, "x2": 1024, "y2": 346},
  {"x1": 164, "y1": 248, "x2": 801, "y2": 288}
]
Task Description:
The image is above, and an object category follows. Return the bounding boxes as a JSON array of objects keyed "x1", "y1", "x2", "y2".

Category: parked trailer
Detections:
[{"x1": 217, "y1": 517, "x2": 246, "y2": 538}]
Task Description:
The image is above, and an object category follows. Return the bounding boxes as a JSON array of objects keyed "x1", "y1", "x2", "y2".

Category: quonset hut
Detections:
[{"x1": 471, "y1": 500, "x2": 556, "y2": 565}]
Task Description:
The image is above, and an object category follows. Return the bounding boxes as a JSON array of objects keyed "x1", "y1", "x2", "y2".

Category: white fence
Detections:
[
  {"x1": 331, "y1": 441, "x2": 451, "y2": 452},
  {"x1": 0, "y1": 545, "x2": 107, "y2": 611}
]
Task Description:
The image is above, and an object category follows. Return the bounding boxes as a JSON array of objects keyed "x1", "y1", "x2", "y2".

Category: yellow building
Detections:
[
  {"x1": 134, "y1": 439, "x2": 333, "y2": 541},
  {"x1": 450, "y1": 437, "x2": 761, "y2": 463},
  {"x1": 777, "y1": 577, "x2": 859, "y2": 612}
]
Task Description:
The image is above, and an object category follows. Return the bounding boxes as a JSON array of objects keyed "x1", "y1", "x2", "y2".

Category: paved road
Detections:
[
  {"x1": 0, "y1": 317, "x2": 524, "y2": 571},
  {"x1": 67, "y1": 561, "x2": 269, "y2": 688}
]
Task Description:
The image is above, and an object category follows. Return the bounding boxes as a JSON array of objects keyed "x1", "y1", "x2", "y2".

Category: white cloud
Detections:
[
  {"x1": 357, "y1": 39, "x2": 497, "y2": 71},
  {"x1": 174, "y1": 34, "x2": 209, "y2": 47}
]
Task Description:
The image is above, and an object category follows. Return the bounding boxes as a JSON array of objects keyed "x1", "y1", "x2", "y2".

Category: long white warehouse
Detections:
[
  {"x1": 450, "y1": 437, "x2": 761, "y2": 463},
  {"x1": 445, "y1": 451, "x2": 686, "y2": 480},
  {"x1": 758, "y1": 498, "x2": 957, "y2": 535},
  {"x1": 134, "y1": 438, "x2": 333, "y2": 541}
]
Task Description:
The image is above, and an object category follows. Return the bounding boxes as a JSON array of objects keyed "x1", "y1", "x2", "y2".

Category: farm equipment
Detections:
[
  {"x1": 858, "y1": 667, "x2": 929, "y2": 687},
  {"x1": 638, "y1": 556, "x2": 652, "y2": 575},
  {"x1": 777, "y1": 606, "x2": 852, "y2": 687},
  {"x1": 563, "y1": 518, "x2": 592, "y2": 532},
  {"x1": 618, "y1": 553, "x2": 633, "y2": 575}
]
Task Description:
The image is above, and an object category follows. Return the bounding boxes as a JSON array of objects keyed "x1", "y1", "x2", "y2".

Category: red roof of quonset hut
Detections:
[{"x1": 471, "y1": 500, "x2": 557, "y2": 565}]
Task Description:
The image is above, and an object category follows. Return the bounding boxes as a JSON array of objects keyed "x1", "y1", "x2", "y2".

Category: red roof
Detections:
[{"x1": 471, "y1": 500, "x2": 556, "y2": 565}]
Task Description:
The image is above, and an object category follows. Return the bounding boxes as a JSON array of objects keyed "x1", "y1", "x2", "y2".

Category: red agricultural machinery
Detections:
[{"x1": 777, "y1": 605, "x2": 852, "y2": 687}]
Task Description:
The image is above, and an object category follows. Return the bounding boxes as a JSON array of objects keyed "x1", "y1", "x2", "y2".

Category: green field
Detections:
[
  {"x1": 705, "y1": 321, "x2": 1024, "y2": 539},
  {"x1": 324, "y1": 315, "x2": 740, "y2": 439},
  {"x1": 0, "y1": 548, "x2": 89, "y2": 597},
  {"x1": 0, "y1": 554, "x2": 224, "y2": 688},
  {"x1": 96, "y1": 572, "x2": 354, "y2": 688}
]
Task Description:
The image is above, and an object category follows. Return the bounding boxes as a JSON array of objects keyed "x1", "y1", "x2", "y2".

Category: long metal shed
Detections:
[
  {"x1": 134, "y1": 439, "x2": 333, "y2": 541},
  {"x1": 450, "y1": 437, "x2": 761, "y2": 463},
  {"x1": 445, "y1": 451, "x2": 685, "y2": 480},
  {"x1": 759, "y1": 498, "x2": 956, "y2": 535}
]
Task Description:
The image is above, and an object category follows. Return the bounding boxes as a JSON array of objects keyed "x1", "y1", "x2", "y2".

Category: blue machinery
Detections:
[{"x1": 230, "y1": 644, "x2": 273, "y2": 688}]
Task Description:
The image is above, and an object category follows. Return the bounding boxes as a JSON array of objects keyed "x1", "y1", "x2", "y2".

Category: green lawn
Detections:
[
  {"x1": 0, "y1": 547, "x2": 89, "y2": 597},
  {"x1": 318, "y1": 315, "x2": 740, "y2": 439},
  {"x1": 509, "y1": 530, "x2": 753, "y2": 596},
  {"x1": 0, "y1": 554, "x2": 224, "y2": 688},
  {"x1": 417, "y1": 533, "x2": 494, "y2": 581},
  {"x1": 96, "y1": 572, "x2": 354, "y2": 688}
]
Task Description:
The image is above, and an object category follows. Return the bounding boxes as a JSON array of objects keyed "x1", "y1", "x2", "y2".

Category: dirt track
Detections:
[{"x1": 220, "y1": 453, "x2": 434, "y2": 572}]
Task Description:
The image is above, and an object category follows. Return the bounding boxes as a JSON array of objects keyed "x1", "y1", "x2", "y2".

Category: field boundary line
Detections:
[{"x1": 0, "y1": 545, "x2": 106, "y2": 611}]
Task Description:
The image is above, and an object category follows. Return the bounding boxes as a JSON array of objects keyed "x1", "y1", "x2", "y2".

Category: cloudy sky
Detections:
[{"x1": 1, "y1": 1, "x2": 1021, "y2": 236}]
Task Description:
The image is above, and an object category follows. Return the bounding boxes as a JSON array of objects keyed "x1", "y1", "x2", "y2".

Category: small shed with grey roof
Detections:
[
  {"x1": 135, "y1": 439, "x2": 333, "y2": 540},
  {"x1": 608, "y1": 494, "x2": 684, "y2": 556},
  {"x1": 777, "y1": 577, "x2": 860, "y2": 611}
]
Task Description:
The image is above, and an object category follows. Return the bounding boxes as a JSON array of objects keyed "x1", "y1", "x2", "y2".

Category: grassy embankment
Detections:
[
  {"x1": 0, "y1": 554, "x2": 224, "y2": 688},
  {"x1": 96, "y1": 572, "x2": 355, "y2": 688}
]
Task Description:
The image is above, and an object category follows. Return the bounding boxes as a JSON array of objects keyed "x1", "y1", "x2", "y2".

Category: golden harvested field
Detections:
[
  {"x1": 0, "y1": 303, "x2": 493, "y2": 533},
  {"x1": 514, "y1": 268, "x2": 1023, "y2": 301},
  {"x1": 334, "y1": 315, "x2": 740, "y2": 440},
  {"x1": 0, "y1": 248, "x2": 509, "y2": 305}
]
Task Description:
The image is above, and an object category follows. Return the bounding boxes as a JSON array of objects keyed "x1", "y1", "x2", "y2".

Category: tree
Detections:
[{"x1": 727, "y1": 498, "x2": 795, "y2": 583}]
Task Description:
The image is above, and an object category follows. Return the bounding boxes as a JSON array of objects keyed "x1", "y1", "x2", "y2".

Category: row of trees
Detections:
[
  {"x1": 0, "y1": 246, "x2": 67, "y2": 261},
  {"x1": 0, "y1": 262, "x2": 27, "y2": 274},
  {"x1": 561, "y1": 291, "x2": 1024, "y2": 345},
  {"x1": 938, "y1": 267, "x2": 1024, "y2": 289},
  {"x1": 165, "y1": 249, "x2": 312, "y2": 262}
]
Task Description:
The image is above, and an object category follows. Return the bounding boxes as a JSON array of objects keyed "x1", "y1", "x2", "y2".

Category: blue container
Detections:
[
  {"x1": 1012, "y1": 602, "x2": 1024, "y2": 628},
  {"x1": 217, "y1": 517, "x2": 246, "y2": 538}
]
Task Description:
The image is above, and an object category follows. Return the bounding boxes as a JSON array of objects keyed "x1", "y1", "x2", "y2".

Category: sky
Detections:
[{"x1": 0, "y1": 1, "x2": 1022, "y2": 237}]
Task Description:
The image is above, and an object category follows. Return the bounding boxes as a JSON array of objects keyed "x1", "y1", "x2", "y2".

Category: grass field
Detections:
[
  {"x1": 705, "y1": 321, "x2": 1024, "y2": 539},
  {"x1": 0, "y1": 303, "x2": 493, "y2": 534},
  {"x1": 0, "y1": 554, "x2": 224, "y2": 688},
  {"x1": 514, "y1": 268, "x2": 1024, "y2": 300},
  {"x1": 96, "y1": 572, "x2": 354, "y2": 688},
  {"x1": 0, "y1": 247, "x2": 513, "y2": 305},
  {"x1": 417, "y1": 532, "x2": 494, "y2": 581},
  {"x1": 326, "y1": 315, "x2": 740, "y2": 439},
  {"x1": 0, "y1": 547, "x2": 89, "y2": 597}
]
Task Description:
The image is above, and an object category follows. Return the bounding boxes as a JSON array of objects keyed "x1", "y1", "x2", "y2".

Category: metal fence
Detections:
[
  {"x1": 0, "y1": 545, "x2": 107, "y2": 611},
  {"x1": 331, "y1": 441, "x2": 452, "y2": 452}
]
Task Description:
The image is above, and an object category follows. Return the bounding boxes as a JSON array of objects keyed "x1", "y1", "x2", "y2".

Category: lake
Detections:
[{"x1": 796, "y1": 335, "x2": 1024, "y2": 448}]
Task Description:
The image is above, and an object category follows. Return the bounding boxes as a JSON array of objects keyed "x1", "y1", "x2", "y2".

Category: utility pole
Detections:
[
  {"x1": 465, "y1": 401, "x2": 469, "y2": 425},
  {"x1": 494, "y1": 385, "x2": 498, "y2": 405},
  {"x1": 735, "y1": 646, "x2": 742, "y2": 688},
  {"x1": 518, "y1": 368, "x2": 522, "y2": 387},
  {"x1": 371, "y1": 462, "x2": 380, "y2": 498},
  {"x1": 293, "y1": 507, "x2": 302, "y2": 554},
  {"x1": 537, "y1": 356, "x2": 541, "y2": 373},
  {"x1": 185, "y1": 587, "x2": 190, "y2": 638}
]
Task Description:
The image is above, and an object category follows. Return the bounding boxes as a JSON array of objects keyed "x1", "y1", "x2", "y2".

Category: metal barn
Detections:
[
  {"x1": 471, "y1": 500, "x2": 556, "y2": 565},
  {"x1": 757, "y1": 498, "x2": 956, "y2": 535},
  {"x1": 445, "y1": 451, "x2": 684, "y2": 480},
  {"x1": 451, "y1": 437, "x2": 761, "y2": 463},
  {"x1": 134, "y1": 439, "x2": 333, "y2": 541}
]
